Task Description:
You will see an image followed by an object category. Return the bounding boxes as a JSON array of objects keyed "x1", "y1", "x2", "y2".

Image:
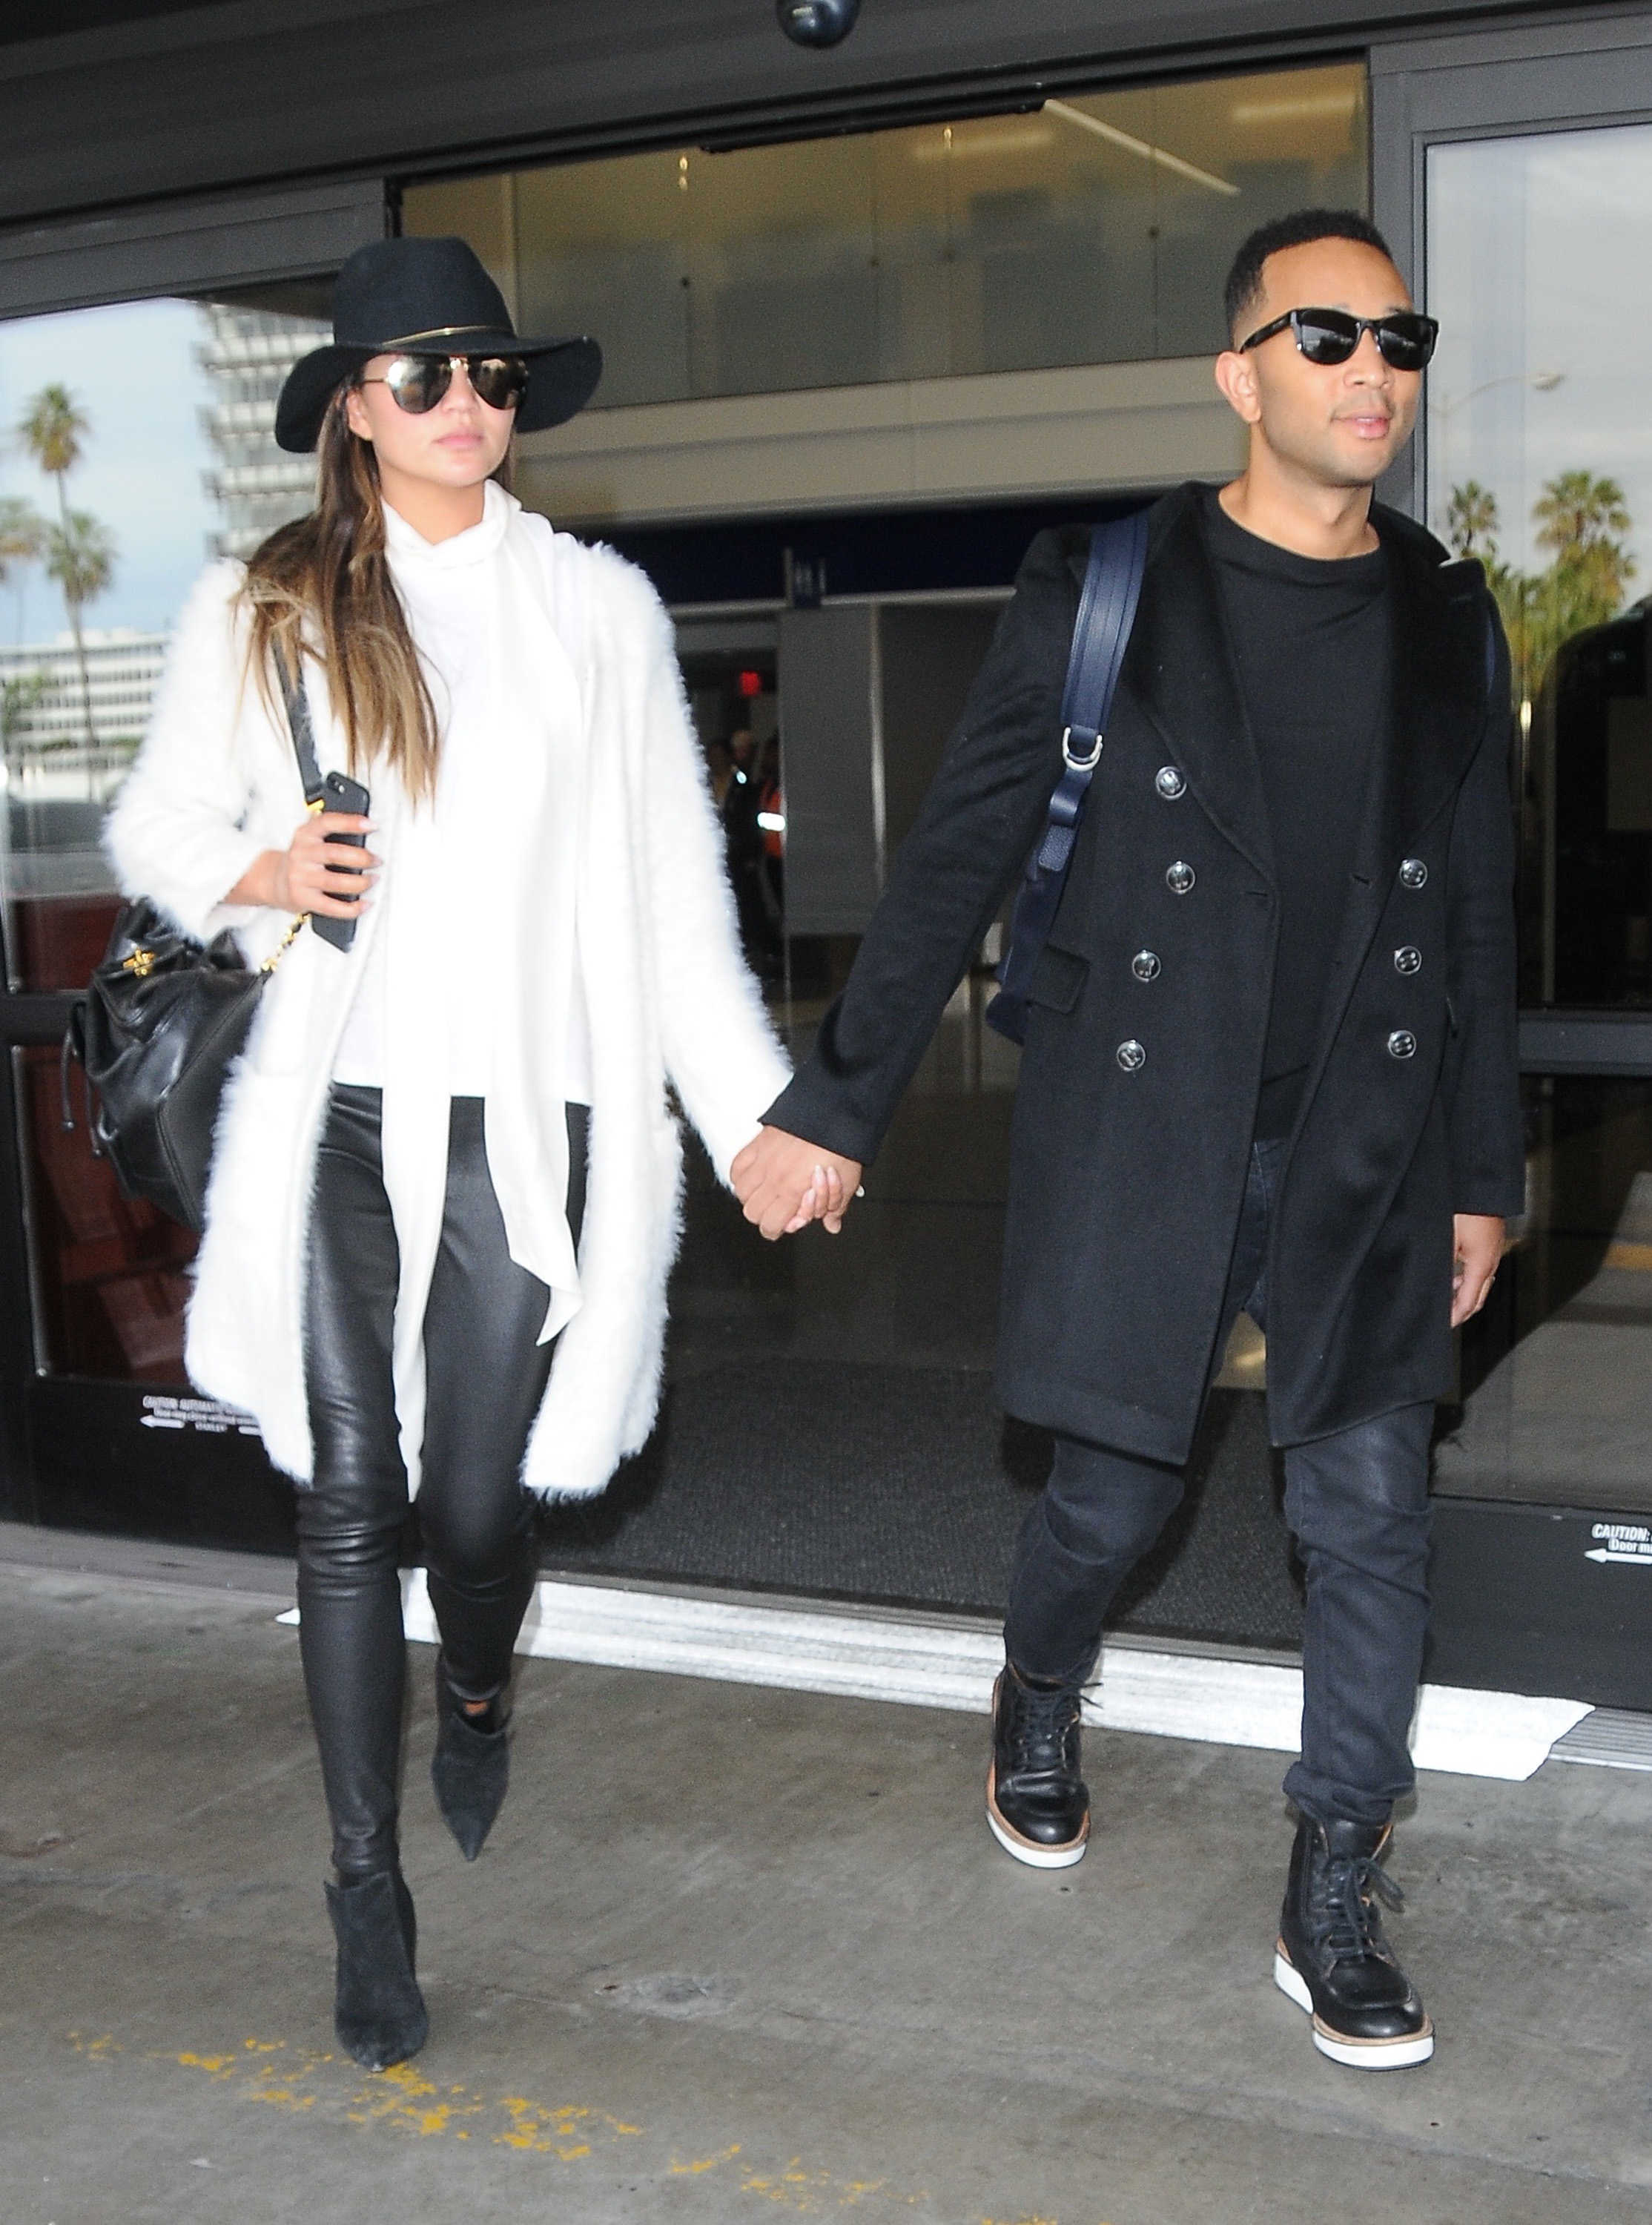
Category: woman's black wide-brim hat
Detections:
[{"x1": 274, "y1": 235, "x2": 603, "y2": 454}]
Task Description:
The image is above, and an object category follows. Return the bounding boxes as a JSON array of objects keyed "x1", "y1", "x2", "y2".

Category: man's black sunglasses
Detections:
[{"x1": 1238, "y1": 308, "x2": 1439, "y2": 372}]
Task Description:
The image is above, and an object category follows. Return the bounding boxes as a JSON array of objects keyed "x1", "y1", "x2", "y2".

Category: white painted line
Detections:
[{"x1": 283, "y1": 1575, "x2": 1590, "y2": 1784}]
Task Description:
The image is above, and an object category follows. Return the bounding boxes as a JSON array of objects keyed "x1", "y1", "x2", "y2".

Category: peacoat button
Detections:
[
  {"x1": 1154, "y1": 765, "x2": 1186, "y2": 800},
  {"x1": 1131, "y1": 950, "x2": 1161, "y2": 982},
  {"x1": 1116, "y1": 1038, "x2": 1146, "y2": 1071},
  {"x1": 1387, "y1": 1029, "x2": 1418, "y2": 1059},
  {"x1": 1394, "y1": 945, "x2": 1422, "y2": 975},
  {"x1": 1399, "y1": 857, "x2": 1428, "y2": 889},
  {"x1": 1166, "y1": 860, "x2": 1195, "y2": 895}
]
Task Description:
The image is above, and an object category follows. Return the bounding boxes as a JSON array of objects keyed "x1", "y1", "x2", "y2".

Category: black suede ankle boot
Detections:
[
  {"x1": 985, "y1": 1663, "x2": 1090, "y2": 1869},
  {"x1": 431, "y1": 1654, "x2": 512, "y2": 1862},
  {"x1": 323, "y1": 1869, "x2": 429, "y2": 2071},
  {"x1": 1275, "y1": 1816, "x2": 1433, "y2": 2069}
]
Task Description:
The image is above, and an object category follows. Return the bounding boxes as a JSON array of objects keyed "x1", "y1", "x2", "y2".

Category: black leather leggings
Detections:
[{"x1": 294, "y1": 1086, "x2": 587, "y2": 1878}]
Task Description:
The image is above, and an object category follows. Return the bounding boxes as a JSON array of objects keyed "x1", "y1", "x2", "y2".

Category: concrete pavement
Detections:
[{"x1": 1, "y1": 1532, "x2": 1648, "y2": 2225}]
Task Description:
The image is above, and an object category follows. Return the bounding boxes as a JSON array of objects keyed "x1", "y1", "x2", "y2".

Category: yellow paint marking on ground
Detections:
[
  {"x1": 1605, "y1": 1240, "x2": 1652, "y2": 1271},
  {"x1": 76, "y1": 2027, "x2": 933, "y2": 2209},
  {"x1": 673, "y1": 2144, "x2": 744, "y2": 2175},
  {"x1": 736, "y1": 2154, "x2": 927, "y2": 2212},
  {"x1": 163, "y1": 2035, "x2": 625, "y2": 2151}
]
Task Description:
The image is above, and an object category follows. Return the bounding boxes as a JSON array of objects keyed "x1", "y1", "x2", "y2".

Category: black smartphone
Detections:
[{"x1": 311, "y1": 771, "x2": 371, "y2": 954}]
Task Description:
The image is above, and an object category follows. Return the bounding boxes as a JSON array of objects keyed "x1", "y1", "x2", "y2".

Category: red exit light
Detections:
[{"x1": 738, "y1": 668, "x2": 764, "y2": 697}]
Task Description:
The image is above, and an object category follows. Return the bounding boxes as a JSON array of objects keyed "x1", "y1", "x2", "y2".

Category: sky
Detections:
[
  {"x1": 0, "y1": 295, "x2": 214, "y2": 647},
  {"x1": 1426, "y1": 120, "x2": 1652, "y2": 592}
]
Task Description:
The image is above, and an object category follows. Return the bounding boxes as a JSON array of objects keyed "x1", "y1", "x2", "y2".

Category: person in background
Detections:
[
  {"x1": 106, "y1": 236, "x2": 787, "y2": 2071},
  {"x1": 732, "y1": 209, "x2": 1519, "y2": 2071},
  {"x1": 756, "y1": 733, "x2": 786, "y2": 931},
  {"x1": 723, "y1": 724, "x2": 782, "y2": 973},
  {"x1": 706, "y1": 734, "x2": 736, "y2": 810}
]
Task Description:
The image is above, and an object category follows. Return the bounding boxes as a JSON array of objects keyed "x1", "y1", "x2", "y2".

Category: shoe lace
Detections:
[
  {"x1": 1319, "y1": 1847, "x2": 1404, "y2": 1965},
  {"x1": 1006, "y1": 1680, "x2": 1081, "y2": 1775}
]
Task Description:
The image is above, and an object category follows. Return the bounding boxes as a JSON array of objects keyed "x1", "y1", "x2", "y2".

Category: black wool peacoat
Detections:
[{"x1": 764, "y1": 482, "x2": 1525, "y2": 1463}]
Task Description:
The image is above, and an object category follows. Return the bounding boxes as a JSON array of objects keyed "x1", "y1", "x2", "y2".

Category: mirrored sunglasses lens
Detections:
[
  {"x1": 383, "y1": 357, "x2": 449, "y2": 412},
  {"x1": 1377, "y1": 317, "x2": 1437, "y2": 369},
  {"x1": 468, "y1": 356, "x2": 529, "y2": 410},
  {"x1": 1294, "y1": 312, "x2": 1360, "y2": 364}
]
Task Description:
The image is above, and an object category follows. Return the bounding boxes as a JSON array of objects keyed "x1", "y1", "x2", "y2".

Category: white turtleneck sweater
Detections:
[{"x1": 331, "y1": 484, "x2": 593, "y2": 1101}]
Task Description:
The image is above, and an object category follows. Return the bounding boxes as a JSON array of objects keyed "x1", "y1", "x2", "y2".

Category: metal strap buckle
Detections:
[{"x1": 1062, "y1": 726, "x2": 1103, "y2": 771}]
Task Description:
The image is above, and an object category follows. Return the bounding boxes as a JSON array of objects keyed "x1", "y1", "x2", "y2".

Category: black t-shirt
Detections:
[{"x1": 1199, "y1": 487, "x2": 1392, "y2": 1141}]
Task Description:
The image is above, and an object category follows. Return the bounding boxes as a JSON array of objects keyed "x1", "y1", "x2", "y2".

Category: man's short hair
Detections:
[{"x1": 1223, "y1": 209, "x2": 1398, "y2": 343}]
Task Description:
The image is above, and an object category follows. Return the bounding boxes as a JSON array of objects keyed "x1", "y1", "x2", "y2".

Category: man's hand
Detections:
[
  {"x1": 1451, "y1": 1213, "x2": 1505, "y2": 1328},
  {"x1": 731, "y1": 1125, "x2": 865, "y2": 1241}
]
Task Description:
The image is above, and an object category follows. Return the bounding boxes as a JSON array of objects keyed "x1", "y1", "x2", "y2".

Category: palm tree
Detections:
[
  {"x1": 1445, "y1": 480, "x2": 1501, "y2": 567},
  {"x1": 0, "y1": 673, "x2": 46, "y2": 755},
  {"x1": 18, "y1": 383, "x2": 102, "y2": 748},
  {"x1": 42, "y1": 512, "x2": 115, "y2": 742},
  {"x1": 0, "y1": 500, "x2": 47, "y2": 766},
  {"x1": 0, "y1": 495, "x2": 42, "y2": 581},
  {"x1": 1533, "y1": 469, "x2": 1636, "y2": 614}
]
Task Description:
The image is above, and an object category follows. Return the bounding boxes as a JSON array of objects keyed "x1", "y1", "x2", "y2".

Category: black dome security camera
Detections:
[{"x1": 776, "y1": 0, "x2": 861, "y2": 48}]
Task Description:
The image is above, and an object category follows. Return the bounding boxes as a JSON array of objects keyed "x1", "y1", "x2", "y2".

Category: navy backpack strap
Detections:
[{"x1": 985, "y1": 510, "x2": 1151, "y2": 1044}]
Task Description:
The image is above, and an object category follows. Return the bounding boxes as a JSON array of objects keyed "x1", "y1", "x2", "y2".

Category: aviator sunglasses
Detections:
[
  {"x1": 357, "y1": 352, "x2": 531, "y2": 415},
  {"x1": 1239, "y1": 307, "x2": 1439, "y2": 372}
]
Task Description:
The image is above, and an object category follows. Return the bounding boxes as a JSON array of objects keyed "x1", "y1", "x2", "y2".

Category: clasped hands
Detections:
[{"x1": 731, "y1": 1126, "x2": 864, "y2": 1241}]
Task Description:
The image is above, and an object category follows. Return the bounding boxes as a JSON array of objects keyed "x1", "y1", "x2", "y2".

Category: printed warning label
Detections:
[
  {"x1": 1585, "y1": 1521, "x2": 1652, "y2": 1568},
  {"x1": 139, "y1": 1394, "x2": 261, "y2": 1438}
]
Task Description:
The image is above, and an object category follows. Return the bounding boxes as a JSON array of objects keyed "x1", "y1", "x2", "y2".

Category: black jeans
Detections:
[
  {"x1": 1002, "y1": 1136, "x2": 1433, "y2": 1827},
  {"x1": 294, "y1": 1087, "x2": 587, "y2": 1878}
]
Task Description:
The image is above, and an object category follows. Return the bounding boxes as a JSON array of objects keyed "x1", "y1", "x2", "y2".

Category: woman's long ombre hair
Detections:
[{"x1": 239, "y1": 386, "x2": 510, "y2": 805}]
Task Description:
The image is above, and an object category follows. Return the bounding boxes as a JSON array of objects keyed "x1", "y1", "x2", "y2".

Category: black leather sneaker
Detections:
[
  {"x1": 1275, "y1": 1815, "x2": 1434, "y2": 2069},
  {"x1": 985, "y1": 1664, "x2": 1090, "y2": 1869}
]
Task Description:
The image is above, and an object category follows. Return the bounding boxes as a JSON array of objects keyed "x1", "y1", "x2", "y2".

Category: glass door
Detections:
[
  {"x1": 0, "y1": 275, "x2": 339, "y2": 1544},
  {"x1": 1420, "y1": 119, "x2": 1652, "y2": 1703}
]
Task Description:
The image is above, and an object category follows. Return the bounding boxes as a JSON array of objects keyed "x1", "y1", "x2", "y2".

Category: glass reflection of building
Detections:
[{"x1": 196, "y1": 303, "x2": 326, "y2": 560}]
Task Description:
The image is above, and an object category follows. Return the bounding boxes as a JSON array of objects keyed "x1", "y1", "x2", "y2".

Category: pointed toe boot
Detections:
[
  {"x1": 431, "y1": 1654, "x2": 512, "y2": 1862},
  {"x1": 324, "y1": 1869, "x2": 429, "y2": 2071}
]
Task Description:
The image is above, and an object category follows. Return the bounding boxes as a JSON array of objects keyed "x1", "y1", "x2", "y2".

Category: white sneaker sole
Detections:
[
  {"x1": 1273, "y1": 1949, "x2": 1435, "y2": 2070},
  {"x1": 985, "y1": 1766, "x2": 1088, "y2": 1869}
]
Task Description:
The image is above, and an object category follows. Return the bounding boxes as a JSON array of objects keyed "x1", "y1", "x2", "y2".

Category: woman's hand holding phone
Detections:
[
  {"x1": 228, "y1": 808, "x2": 379, "y2": 921},
  {"x1": 281, "y1": 808, "x2": 378, "y2": 919}
]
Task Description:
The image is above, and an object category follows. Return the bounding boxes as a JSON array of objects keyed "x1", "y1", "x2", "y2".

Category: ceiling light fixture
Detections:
[{"x1": 1045, "y1": 97, "x2": 1239, "y2": 198}]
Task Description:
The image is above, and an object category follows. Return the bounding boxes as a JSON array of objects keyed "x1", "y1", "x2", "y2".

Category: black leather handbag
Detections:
[{"x1": 63, "y1": 654, "x2": 326, "y2": 1233}]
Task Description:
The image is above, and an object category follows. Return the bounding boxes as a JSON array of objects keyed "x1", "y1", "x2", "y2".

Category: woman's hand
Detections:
[
  {"x1": 731, "y1": 1126, "x2": 864, "y2": 1239},
  {"x1": 227, "y1": 812, "x2": 379, "y2": 919}
]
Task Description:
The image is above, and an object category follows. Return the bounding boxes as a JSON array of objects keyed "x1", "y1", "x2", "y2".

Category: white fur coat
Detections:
[{"x1": 105, "y1": 501, "x2": 790, "y2": 1500}]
